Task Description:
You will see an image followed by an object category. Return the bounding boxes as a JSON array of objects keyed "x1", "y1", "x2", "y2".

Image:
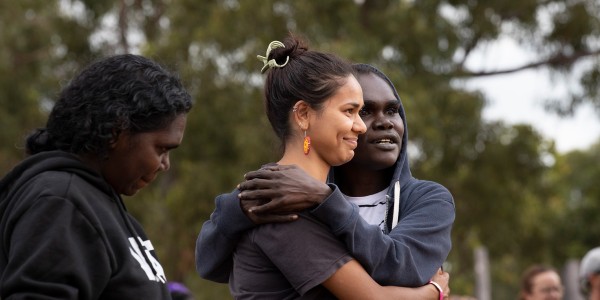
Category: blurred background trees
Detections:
[{"x1": 1, "y1": 0, "x2": 599, "y2": 298}]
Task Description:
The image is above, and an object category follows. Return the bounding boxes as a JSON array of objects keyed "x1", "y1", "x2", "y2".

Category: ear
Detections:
[
  {"x1": 292, "y1": 100, "x2": 310, "y2": 131},
  {"x1": 108, "y1": 129, "x2": 124, "y2": 149}
]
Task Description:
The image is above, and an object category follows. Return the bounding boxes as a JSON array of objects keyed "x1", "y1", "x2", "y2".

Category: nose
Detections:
[
  {"x1": 354, "y1": 115, "x2": 367, "y2": 134},
  {"x1": 160, "y1": 154, "x2": 171, "y2": 171},
  {"x1": 373, "y1": 113, "x2": 394, "y2": 130}
]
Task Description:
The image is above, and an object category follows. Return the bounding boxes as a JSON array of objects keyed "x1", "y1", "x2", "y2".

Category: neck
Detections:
[
  {"x1": 334, "y1": 165, "x2": 394, "y2": 196},
  {"x1": 278, "y1": 145, "x2": 330, "y2": 183}
]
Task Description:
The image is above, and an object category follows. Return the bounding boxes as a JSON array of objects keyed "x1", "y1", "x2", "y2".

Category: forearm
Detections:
[
  {"x1": 195, "y1": 190, "x2": 255, "y2": 282},
  {"x1": 323, "y1": 259, "x2": 442, "y2": 300},
  {"x1": 311, "y1": 185, "x2": 455, "y2": 286},
  {"x1": 310, "y1": 187, "x2": 420, "y2": 285},
  {"x1": 380, "y1": 284, "x2": 441, "y2": 300}
]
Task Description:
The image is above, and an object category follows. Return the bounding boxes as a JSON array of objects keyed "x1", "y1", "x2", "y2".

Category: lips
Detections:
[
  {"x1": 374, "y1": 138, "x2": 394, "y2": 144},
  {"x1": 366, "y1": 135, "x2": 401, "y2": 152},
  {"x1": 370, "y1": 135, "x2": 399, "y2": 144},
  {"x1": 344, "y1": 137, "x2": 359, "y2": 148},
  {"x1": 137, "y1": 175, "x2": 155, "y2": 188}
]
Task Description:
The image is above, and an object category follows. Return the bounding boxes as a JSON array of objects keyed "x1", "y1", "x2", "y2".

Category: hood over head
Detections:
[{"x1": 330, "y1": 63, "x2": 411, "y2": 188}]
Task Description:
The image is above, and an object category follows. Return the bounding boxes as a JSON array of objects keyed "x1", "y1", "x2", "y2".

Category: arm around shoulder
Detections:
[{"x1": 311, "y1": 182, "x2": 455, "y2": 287}]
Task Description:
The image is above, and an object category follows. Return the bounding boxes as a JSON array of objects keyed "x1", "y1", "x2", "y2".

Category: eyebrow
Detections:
[{"x1": 363, "y1": 99, "x2": 399, "y2": 105}]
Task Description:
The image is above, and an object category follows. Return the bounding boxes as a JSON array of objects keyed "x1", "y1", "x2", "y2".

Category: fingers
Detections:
[
  {"x1": 238, "y1": 178, "x2": 278, "y2": 192},
  {"x1": 246, "y1": 200, "x2": 281, "y2": 214},
  {"x1": 238, "y1": 187, "x2": 277, "y2": 201},
  {"x1": 441, "y1": 272, "x2": 450, "y2": 297},
  {"x1": 243, "y1": 169, "x2": 276, "y2": 181}
]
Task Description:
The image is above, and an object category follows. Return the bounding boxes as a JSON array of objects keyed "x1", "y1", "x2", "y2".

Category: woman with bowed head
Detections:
[{"x1": 0, "y1": 54, "x2": 192, "y2": 299}]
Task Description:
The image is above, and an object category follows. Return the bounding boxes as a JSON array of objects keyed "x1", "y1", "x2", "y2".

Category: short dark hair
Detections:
[
  {"x1": 26, "y1": 54, "x2": 192, "y2": 157},
  {"x1": 262, "y1": 33, "x2": 355, "y2": 148}
]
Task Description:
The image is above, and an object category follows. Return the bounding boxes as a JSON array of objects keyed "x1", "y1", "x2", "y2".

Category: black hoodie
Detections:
[{"x1": 0, "y1": 151, "x2": 171, "y2": 299}]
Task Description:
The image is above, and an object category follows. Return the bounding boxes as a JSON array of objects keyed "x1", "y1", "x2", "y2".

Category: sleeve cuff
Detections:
[{"x1": 310, "y1": 184, "x2": 357, "y2": 233}]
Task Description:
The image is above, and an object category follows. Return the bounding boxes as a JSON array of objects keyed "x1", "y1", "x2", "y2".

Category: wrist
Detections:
[
  {"x1": 428, "y1": 280, "x2": 444, "y2": 300},
  {"x1": 314, "y1": 184, "x2": 332, "y2": 205}
]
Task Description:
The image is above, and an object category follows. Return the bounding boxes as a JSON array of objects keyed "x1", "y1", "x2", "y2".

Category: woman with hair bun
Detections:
[
  {"x1": 200, "y1": 33, "x2": 448, "y2": 299},
  {"x1": 0, "y1": 54, "x2": 192, "y2": 299}
]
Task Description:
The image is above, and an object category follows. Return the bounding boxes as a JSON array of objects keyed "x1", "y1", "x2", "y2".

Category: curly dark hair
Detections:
[
  {"x1": 262, "y1": 33, "x2": 355, "y2": 148},
  {"x1": 26, "y1": 54, "x2": 192, "y2": 157}
]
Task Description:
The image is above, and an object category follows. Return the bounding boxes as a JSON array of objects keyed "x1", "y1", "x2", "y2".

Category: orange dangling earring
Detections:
[{"x1": 303, "y1": 130, "x2": 311, "y2": 155}]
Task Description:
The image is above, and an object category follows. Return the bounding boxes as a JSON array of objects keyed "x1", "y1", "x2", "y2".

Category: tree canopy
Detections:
[{"x1": 1, "y1": 0, "x2": 599, "y2": 298}]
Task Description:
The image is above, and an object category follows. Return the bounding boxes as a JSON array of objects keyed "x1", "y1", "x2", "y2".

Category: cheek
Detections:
[
  {"x1": 128, "y1": 155, "x2": 161, "y2": 178},
  {"x1": 339, "y1": 118, "x2": 356, "y2": 134},
  {"x1": 394, "y1": 121, "x2": 405, "y2": 134},
  {"x1": 145, "y1": 155, "x2": 163, "y2": 173}
]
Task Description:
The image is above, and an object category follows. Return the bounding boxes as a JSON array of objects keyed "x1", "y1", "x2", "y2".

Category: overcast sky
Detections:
[{"x1": 461, "y1": 36, "x2": 600, "y2": 153}]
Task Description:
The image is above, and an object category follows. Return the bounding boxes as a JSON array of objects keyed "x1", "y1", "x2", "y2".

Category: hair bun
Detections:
[
  {"x1": 25, "y1": 128, "x2": 54, "y2": 155},
  {"x1": 278, "y1": 35, "x2": 307, "y2": 59}
]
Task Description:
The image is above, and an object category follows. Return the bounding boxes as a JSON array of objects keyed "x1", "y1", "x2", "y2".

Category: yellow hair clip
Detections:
[{"x1": 257, "y1": 41, "x2": 290, "y2": 73}]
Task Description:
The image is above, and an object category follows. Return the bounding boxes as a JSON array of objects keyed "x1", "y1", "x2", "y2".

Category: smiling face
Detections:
[
  {"x1": 349, "y1": 72, "x2": 405, "y2": 171},
  {"x1": 101, "y1": 114, "x2": 187, "y2": 196},
  {"x1": 308, "y1": 75, "x2": 366, "y2": 167}
]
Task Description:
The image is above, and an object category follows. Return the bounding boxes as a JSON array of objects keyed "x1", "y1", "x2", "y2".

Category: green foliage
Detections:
[{"x1": 2, "y1": 0, "x2": 600, "y2": 298}]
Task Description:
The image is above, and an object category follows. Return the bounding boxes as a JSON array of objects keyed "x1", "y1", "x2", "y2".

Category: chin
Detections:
[
  {"x1": 380, "y1": 153, "x2": 399, "y2": 164},
  {"x1": 332, "y1": 153, "x2": 355, "y2": 166},
  {"x1": 121, "y1": 189, "x2": 139, "y2": 197},
  {"x1": 369, "y1": 159, "x2": 397, "y2": 170}
]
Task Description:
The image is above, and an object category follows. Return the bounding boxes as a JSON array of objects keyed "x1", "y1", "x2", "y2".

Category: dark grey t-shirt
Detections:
[{"x1": 229, "y1": 213, "x2": 353, "y2": 299}]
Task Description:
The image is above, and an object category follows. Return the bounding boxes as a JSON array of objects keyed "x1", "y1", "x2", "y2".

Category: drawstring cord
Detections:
[{"x1": 391, "y1": 181, "x2": 400, "y2": 230}]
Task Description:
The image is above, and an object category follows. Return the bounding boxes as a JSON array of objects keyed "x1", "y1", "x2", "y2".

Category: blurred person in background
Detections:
[
  {"x1": 580, "y1": 247, "x2": 600, "y2": 300},
  {"x1": 519, "y1": 265, "x2": 564, "y2": 300}
]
